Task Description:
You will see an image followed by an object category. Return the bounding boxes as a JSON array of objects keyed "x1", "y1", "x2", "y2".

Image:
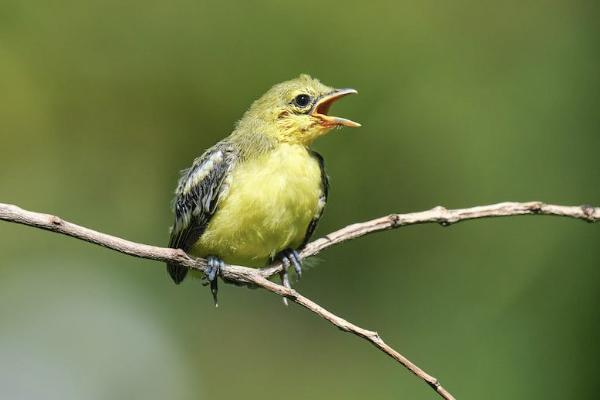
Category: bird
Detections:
[{"x1": 167, "y1": 74, "x2": 360, "y2": 305}]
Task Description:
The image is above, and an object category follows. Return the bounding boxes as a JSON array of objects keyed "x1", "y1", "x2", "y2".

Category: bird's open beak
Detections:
[{"x1": 310, "y1": 88, "x2": 361, "y2": 128}]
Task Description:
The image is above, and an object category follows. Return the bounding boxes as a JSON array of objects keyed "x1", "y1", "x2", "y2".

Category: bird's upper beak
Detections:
[{"x1": 310, "y1": 88, "x2": 361, "y2": 128}]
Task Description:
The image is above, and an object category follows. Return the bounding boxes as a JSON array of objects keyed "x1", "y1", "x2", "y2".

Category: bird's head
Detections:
[{"x1": 239, "y1": 74, "x2": 360, "y2": 145}]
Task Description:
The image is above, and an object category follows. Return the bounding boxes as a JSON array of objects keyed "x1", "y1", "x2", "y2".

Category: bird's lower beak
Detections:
[{"x1": 310, "y1": 88, "x2": 361, "y2": 128}]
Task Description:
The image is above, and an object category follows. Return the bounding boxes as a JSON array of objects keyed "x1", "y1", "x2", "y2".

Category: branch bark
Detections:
[{"x1": 1, "y1": 201, "x2": 598, "y2": 400}]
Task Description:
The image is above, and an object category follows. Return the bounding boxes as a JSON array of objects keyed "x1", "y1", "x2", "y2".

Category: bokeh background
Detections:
[{"x1": 1, "y1": 1, "x2": 599, "y2": 399}]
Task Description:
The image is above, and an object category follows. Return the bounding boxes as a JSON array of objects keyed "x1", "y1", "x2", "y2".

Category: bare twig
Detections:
[
  {"x1": 262, "y1": 201, "x2": 599, "y2": 277},
  {"x1": 1, "y1": 201, "x2": 598, "y2": 400}
]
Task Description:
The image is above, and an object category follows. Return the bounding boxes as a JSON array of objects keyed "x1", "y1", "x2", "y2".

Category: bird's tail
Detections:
[{"x1": 167, "y1": 263, "x2": 188, "y2": 284}]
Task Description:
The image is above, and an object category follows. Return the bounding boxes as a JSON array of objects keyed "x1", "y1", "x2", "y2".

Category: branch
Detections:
[
  {"x1": 1, "y1": 201, "x2": 598, "y2": 400},
  {"x1": 263, "y1": 201, "x2": 599, "y2": 277}
]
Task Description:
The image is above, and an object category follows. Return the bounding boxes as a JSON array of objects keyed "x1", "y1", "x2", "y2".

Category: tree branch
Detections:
[{"x1": 1, "y1": 201, "x2": 598, "y2": 400}]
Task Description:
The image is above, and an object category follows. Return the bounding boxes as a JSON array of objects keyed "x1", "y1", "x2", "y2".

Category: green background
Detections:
[{"x1": 1, "y1": 1, "x2": 598, "y2": 399}]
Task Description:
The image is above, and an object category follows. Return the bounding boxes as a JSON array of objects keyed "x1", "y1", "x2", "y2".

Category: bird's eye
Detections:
[{"x1": 293, "y1": 94, "x2": 312, "y2": 108}]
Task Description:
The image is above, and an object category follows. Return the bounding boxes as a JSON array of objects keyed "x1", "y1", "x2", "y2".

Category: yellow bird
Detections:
[{"x1": 167, "y1": 74, "x2": 360, "y2": 304}]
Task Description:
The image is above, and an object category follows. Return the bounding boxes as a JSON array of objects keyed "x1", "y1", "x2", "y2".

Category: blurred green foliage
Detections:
[{"x1": 1, "y1": 1, "x2": 598, "y2": 399}]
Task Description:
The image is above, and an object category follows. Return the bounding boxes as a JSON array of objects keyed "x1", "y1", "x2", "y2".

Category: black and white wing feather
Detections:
[
  {"x1": 167, "y1": 142, "x2": 237, "y2": 283},
  {"x1": 300, "y1": 150, "x2": 329, "y2": 247}
]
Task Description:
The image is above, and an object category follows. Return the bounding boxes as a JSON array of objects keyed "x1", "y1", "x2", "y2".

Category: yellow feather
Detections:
[
  {"x1": 190, "y1": 143, "x2": 322, "y2": 266},
  {"x1": 167, "y1": 75, "x2": 358, "y2": 286}
]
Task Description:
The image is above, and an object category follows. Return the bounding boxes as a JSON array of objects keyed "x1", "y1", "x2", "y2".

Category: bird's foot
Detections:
[
  {"x1": 206, "y1": 256, "x2": 224, "y2": 307},
  {"x1": 276, "y1": 248, "x2": 302, "y2": 306},
  {"x1": 279, "y1": 248, "x2": 302, "y2": 278}
]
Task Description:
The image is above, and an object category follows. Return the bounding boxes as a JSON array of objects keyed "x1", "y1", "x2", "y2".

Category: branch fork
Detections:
[{"x1": 1, "y1": 201, "x2": 598, "y2": 400}]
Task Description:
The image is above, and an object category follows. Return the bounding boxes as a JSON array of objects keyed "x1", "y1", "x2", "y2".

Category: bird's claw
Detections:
[
  {"x1": 277, "y1": 249, "x2": 302, "y2": 306},
  {"x1": 206, "y1": 256, "x2": 224, "y2": 307},
  {"x1": 284, "y1": 248, "x2": 303, "y2": 277},
  {"x1": 279, "y1": 248, "x2": 303, "y2": 279}
]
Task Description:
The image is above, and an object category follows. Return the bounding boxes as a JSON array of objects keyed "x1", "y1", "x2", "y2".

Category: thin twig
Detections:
[
  {"x1": 262, "y1": 201, "x2": 599, "y2": 277},
  {"x1": 1, "y1": 201, "x2": 598, "y2": 400}
]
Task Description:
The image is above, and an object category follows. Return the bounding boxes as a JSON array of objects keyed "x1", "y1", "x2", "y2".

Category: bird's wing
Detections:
[
  {"x1": 167, "y1": 142, "x2": 237, "y2": 283},
  {"x1": 300, "y1": 150, "x2": 329, "y2": 248}
]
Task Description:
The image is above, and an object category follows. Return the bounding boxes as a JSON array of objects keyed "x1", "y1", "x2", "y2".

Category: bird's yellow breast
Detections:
[{"x1": 191, "y1": 143, "x2": 323, "y2": 267}]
